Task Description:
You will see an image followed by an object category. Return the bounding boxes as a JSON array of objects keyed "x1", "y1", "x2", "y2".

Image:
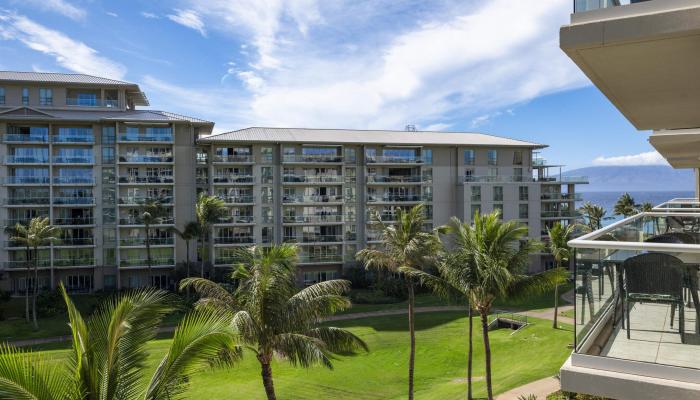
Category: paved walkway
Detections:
[{"x1": 495, "y1": 376, "x2": 561, "y2": 400}]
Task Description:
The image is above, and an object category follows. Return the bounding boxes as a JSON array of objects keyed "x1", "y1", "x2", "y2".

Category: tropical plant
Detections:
[
  {"x1": 355, "y1": 203, "x2": 440, "y2": 400},
  {"x1": 139, "y1": 199, "x2": 167, "y2": 286},
  {"x1": 0, "y1": 284, "x2": 239, "y2": 400},
  {"x1": 613, "y1": 193, "x2": 638, "y2": 218},
  {"x1": 9, "y1": 217, "x2": 60, "y2": 329},
  {"x1": 172, "y1": 221, "x2": 201, "y2": 296},
  {"x1": 195, "y1": 193, "x2": 227, "y2": 276},
  {"x1": 454, "y1": 211, "x2": 563, "y2": 400},
  {"x1": 182, "y1": 244, "x2": 367, "y2": 400},
  {"x1": 638, "y1": 201, "x2": 654, "y2": 213},
  {"x1": 547, "y1": 222, "x2": 576, "y2": 328},
  {"x1": 580, "y1": 202, "x2": 606, "y2": 231}
]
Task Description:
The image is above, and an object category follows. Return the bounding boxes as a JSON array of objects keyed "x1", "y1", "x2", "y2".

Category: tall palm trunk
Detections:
[
  {"x1": 467, "y1": 303, "x2": 473, "y2": 400},
  {"x1": 407, "y1": 281, "x2": 416, "y2": 400},
  {"x1": 552, "y1": 283, "x2": 559, "y2": 328},
  {"x1": 32, "y1": 246, "x2": 38, "y2": 330},
  {"x1": 257, "y1": 353, "x2": 277, "y2": 400},
  {"x1": 185, "y1": 240, "x2": 191, "y2": 298},
  {"x1": 24, "y1": 246, "x2": 30, "y2": 323},
  {"x1": 145, "y1": 223, "x2": 152, "y2": 287},
  {"x1": 480, "y1": 310, "x2": 493, "y2": 400},
  {"x1": 198, "y1": 236, "x2": 204, "y2": 278}
]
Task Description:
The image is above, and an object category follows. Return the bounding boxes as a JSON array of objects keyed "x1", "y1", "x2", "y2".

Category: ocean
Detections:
[{"x1": 576, "y1": 190, "x2": 695, "y2": 225}]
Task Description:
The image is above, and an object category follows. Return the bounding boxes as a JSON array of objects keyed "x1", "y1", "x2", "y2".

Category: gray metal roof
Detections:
[
  {"x1": 199, "y1": 127, "x2": 546, "y2": 148},
  {"x1": 0, "y1": 107, "x2": 213, "y2": 125},
  {"x1": 0, "y1": 71, "x2": 136, "y2": 86}
]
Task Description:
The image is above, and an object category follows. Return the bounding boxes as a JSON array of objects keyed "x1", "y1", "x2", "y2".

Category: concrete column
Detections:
[{"x1": 695, "y1": 168, "x2": 700, "y2": 199}]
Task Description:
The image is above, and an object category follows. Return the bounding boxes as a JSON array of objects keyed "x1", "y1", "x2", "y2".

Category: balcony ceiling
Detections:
[
  {"x1": 649, "y1": 129, "x2": 700, "y2": 168},
  {"x1": 561, "y1": 3, "x2": 700, "y2": 130}
]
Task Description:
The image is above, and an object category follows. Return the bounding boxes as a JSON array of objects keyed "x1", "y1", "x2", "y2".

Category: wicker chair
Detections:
[
  {"x1": 645, "y1": 232, "x2": 696, "y2": 244},
  {"x1": 622, "y1": 253, "x2": 686, "y2": 343}
]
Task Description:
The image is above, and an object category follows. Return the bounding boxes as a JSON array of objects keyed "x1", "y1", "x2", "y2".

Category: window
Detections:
[
  {"x1": 0, "y1": 87, "x2": 5, "y2": 104},
  {"x1": 365, "y1": 148, "x2": 376, "y2": 162},
  {"x1": 519, "y1": 204, "x2": 529, "y2": 219},
  {"x1": 261, "y1": 147, "x2": 273, "y2": 163},
  {"x1": 493, "y1": 204, "x2": 503, "y2": 217},
  {"x1": 487, "y1": 150, "x2": 498, "y2": 166},
  {"x1": 464, "y1": 168, "x2": 474, "y2": 182},
  {"x1": 102, "y1": 126, "x2": 116, "y2": 144},
  {"x1": 423, "y1": 149, "x2": 433, "y2": 164},
  {"x1": 76, "y1": 92, "x2": 97, "y2": 106},
  {"x1": 513, "y1": 168, "x2": 523, "y2": 182},
  {"x1": 493, "y1": 186, "x2": 503, "y2": 202},
  {"x1": 261, "y1": 187, "x2": 273, "y2": 203},
  {"x1": 102, "y1": 167, "x2": 115, "y2": 184},
  {"x1": 464, "y1": 149, "x2": 475, "y2": 165},
  {"x1": 102, "y1": 147, "x2": 115, "y2": 164},
  {"x1": 262, "y1": 207, "x2": 273, "y2": 223},
  {"x1": 513, "y1": 150, "x2": 523, "y2": 165},
  {"x1": 345, "y1": 148, "x2": 356, "y2": 163},
  {"x1": 519, "y1": 186, "x2": 529, "y2": 201},
  {"x1": 22, "y1": 88, "x2": 29, "y2": 105},
  {"x1": 470, "y1": 204, "x2": 481, "y2": 219},
  {"x1": 261, "y1": 167, "x2": 273, "y2": 184},
  {"x1": 471, "y1": 186, "x2": 481, "y2": 202},
  {"x1": 39, "y1": 88, "x2": 52, "y2": 105}
]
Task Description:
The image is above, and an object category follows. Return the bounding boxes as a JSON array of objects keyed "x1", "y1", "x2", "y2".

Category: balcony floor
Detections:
[{"x1": 601, "y1": 302, "x2": 700, "y2": 369}]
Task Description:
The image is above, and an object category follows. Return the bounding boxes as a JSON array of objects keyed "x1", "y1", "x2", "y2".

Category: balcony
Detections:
[
  {"x1": 120, "y1": 258, "x2": 175, "y2": 268},
  {"x1": 367, "y1": 194, "x2": 431, "y2": 203},
  {"x1": 118, "y1": 155, "x2": 173, "y2": 163},
  {"x1": 5, "y1": 155, "x2": 49, "y2": 164},
  {"x1": 54, "y1": 217, "x2": 95, "y2": 226},
  {"x1": 282, "y1": 194, "x2": 345, "y2": 204},
  {"x1": 55, "y1": 238, "x2": 94, "y2": 246},
  {"x1": 541, "y1": 210, "x2": 581, "y2": 219},
  {"x1": 212, "y1": 175, "x2": 254, "y2": 184},
  {"x1": 2, "y1": 134, "x2": 49, "y2": 143},
  {"x1": 51, "y1": 135, "x2": 94, "y2": 144},
  {"x1": 366, "y1": 155, "x2": 426, "y2": 164},
  {"x1": 283, "y1": 175, "x2": 344, "y2": 184},
  {"x1": 118, "y1": 196, "x2": 173, "y2": 205},
  {"x1": 283, "y1": 214, "x2": 344, "y2": 224},
  {"x1": 2, "y1": 176, "x2": 50, "y2": 185},
  {"x1": 212, "y1": 155, "x2": 254, "y2": 163},
  {"x1": 536, "y1": 175, "x2": 588, "y2": 184},
  {"x1": 562, "y1": 0, "x2": 700, "y2": 131},
  {"x1": 52, "y1": 156, "x2": 94, "y2": 164},
  {"x1": 367, "y1": 175, "x2": 426, "y2": 184},
  {"x1": 541, "y1": 193, "x2": 583, "y2": 201},
  {"x1": 216, "y1": 215, "x2": 255, "y2": 224},
  {"x1": 562, "y1": 207, "x2": 700, "y2": 399},
  {"x1": 464, "y1": 175, "x2": 534, "y2": 183},
  {"x1": 4, "y1": 217, "x2": 48, "y2": 227},
  {"x1": 282, "y1": 154, "x2": 343, "y2": 164},
  {"x1": 53, "y1": 197, "x2": 95, "y2": 205},
  {"x1": 5, "y1": 197, "x2": 50, "y2": 206},
  {"x1": 119, "y1": 237, "x2": 174, "y2": 246},
  {"x1": 283, "y1": 234, "x2": 344, "y2": 244},
  {"x1": 118, "y1": 134, "x2": 173, "y2": 143},
  {"x1": 298, "y1": 254, "x2": 344, "y2": 264},
  {"x1": 2, "y1": 260, "x2": 51, "y2": 269},
  {"x1": 653, "y1": 198, "x2": 700, "y2": 212},
  {"x1": 216, "y1": 195, "x2": 255, "y2": 204},
  {"x1": 214, "y1": 236, "x2": 255, "y2": 245},
  {"x1": 66, "y1": 98, "x2": 119, "y2": 108},
  {"x1": 53, "y1": 176, "x2": 95, "y2": 185},
  {"x1": 54, "y1": 258, "x2": 95, "y2": 267},
  {"x1": 119, "y1": 217, "x2": 174, "y2": 226},
  {"x1": 118, "y1": 176, "x2": 174, "y2": 184}
]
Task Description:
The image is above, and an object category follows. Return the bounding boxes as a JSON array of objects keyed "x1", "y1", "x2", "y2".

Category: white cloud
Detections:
[
  {"x1": 593, "y1": 151, "x2": 669, "y2": 166},
  {"x1": 106, "y1": 12, "x2": 118, "y2": 18},
  {"x1": 0, "y1": 11, "x2": 126, "y2": 79},
  {"x1": 18, "y1": 0, "x2": 85, "y2": 21},
  {"x1": 141, "y1": 12, "x2": 159, "y2": 19},
  {"x1": 167, "y1": 9, "x2": 206, "y2": 37},
  {"x1": 423, "y1": 123, "x2": 451, "y2": 131}
]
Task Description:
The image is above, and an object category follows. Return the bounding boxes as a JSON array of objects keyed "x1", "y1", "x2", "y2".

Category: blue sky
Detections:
[{"x1": 0, "y1": 0, "x2": 662, "y2": 170}]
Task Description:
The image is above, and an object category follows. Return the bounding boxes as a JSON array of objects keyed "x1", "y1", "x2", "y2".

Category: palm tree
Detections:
[
  {"x1": 638, "y1": 201, "x2": 653, "y2": 213},
  {"x1": 355, "y1": 203, "x2": 440, "y2": 400},
  {"x1": 465, "y1": 211, "x2": 563, "y2": 400},
  {"x1": 172, "y1": 221, "x2": 201, "y2": 296},
  {"x1": 0, "y1": 284, "x2": 239, "y2": 400},
  {"x1": 580, "y1": 202, "x2": 606, "y2": 230},
  {"x1": 195, "y1": 193, "x2": 227, "y2": 277},
  {"x1": 182, "y1": 244, "x2": 367, "y2": 400},
  {"x1": 547, "y1": 222, "x2": 576, "y2": 328},
  {"x1": 614, "y1": 192, "x2": 638, "y2": 217},
  {"x1": 139, "y1": 199, "x2": 166, "y2": 286},
  {"x1": 10, "y1": 217, "x2": 59, "y2": 330}
]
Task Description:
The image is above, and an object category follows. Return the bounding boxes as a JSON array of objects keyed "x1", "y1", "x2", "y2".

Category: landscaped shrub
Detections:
[
  {"x1": 0, "y1": 291, "x2": 11, "y2": 320},
  {"x1": 37, "y1": 289, "x2": 65, "y2": 317},
  {"x1": 349, "y1": 289, "x2": 402, "y2": 305}
]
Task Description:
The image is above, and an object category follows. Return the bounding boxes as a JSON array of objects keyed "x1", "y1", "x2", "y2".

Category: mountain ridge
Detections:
[{"x1": 563, "y1": 165, "x2": 693, "y2": 192}]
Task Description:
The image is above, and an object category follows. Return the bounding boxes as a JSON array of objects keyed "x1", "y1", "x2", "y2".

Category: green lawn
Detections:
[
  {"x1": 560, "y1": 309, "x2": 575, "y2": 319},
  {"x1": 34, "y1": 311, "x2": 573, "y2": 399}
]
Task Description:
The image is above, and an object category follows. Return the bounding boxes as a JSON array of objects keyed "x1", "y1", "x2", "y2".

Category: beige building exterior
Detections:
[
  {"x1": 0, "y1": 71, "x2": 584, "y2": 294},
  {"x1": 561, "y1": 1, "x2": 700, "y2": 399}
]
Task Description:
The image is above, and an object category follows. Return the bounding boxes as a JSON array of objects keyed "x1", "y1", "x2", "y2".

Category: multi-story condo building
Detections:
[
  {"x1": 0, "y1": 71, "x2": 214, "y2": 293},
  {"x1": 560, "y1": 1, "x2": 700, "y2": 399},
  {"x1": 0, "y1": 72, "x2": 586, "y2": 295}
]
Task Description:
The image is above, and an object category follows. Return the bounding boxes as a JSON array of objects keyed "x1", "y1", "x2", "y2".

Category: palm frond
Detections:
[
  {"x1": 271, "y1": 333, "x2": 332, "y2": 369},
  {"x1": 0, "y1": 343, "x2": 72, "y2": 400},
  {"x1": 305, "y1": 327, "x2": 368, "y2": 353},
  {"x1": 506, "y1": 268, "x2": 568, "y2": 300},
  {"x1": 179, "y1": 277, "x2": 236, "y2": 308}
]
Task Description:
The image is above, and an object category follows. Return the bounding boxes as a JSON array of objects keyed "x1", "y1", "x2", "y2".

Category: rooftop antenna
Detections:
[{"x1": 405, "y1": 124, "x2": 416, "y2": 132}]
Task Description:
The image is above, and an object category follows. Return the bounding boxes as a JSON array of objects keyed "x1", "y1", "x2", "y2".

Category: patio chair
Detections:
[
  {"x1": 622, "y1": 253, "x2": 685, "y2": 343},
  {"x1": 645, "y1": 232, "x2": 696, "y2": 244}
]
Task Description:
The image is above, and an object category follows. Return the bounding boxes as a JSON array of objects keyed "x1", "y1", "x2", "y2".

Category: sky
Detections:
[{"x1": 0, "y1": 0, "x2": 664, "y2": 170}]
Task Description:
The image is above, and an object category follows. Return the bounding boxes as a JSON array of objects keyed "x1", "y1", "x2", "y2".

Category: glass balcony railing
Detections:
[
  {"x1": 52, "y1": 156, "x2": 94, "y2": 164},
  {"x1": 217, "y1": 215, "x2": 255, "y2": 224},
  {"x1": 214, "y1": 236, "x2": 255, "y2": 245},
  {"x1": 117, "y1": 196, "x2": 173, "y2": 205},
  {"x1": 541, "y1": 210, "x2": 581, "y2": 218},
  {"x1": 213, "y1": 154, "x2": 254, "y2": 163},
  {"x1": 5, "y1": 197, "x2": 50, "y2": 205},
  {"x1": 119, "y1": 237, "x2": 174, "y2": 246},
  {"x1": 53, "y1": 197, "x2": 95, "y2": 205},
  {"x1": 282, "y1": 194, "x2": 345, "y2": 204},
  {"x1": 66, "y1": 98, "x2": 119, "y2": 107},
  {"x1": 5, "y1": 155, "x2": 49, "y2": 164},
  {"x1": 120, "y1": 258, "x2": 174, "y2": 268},
  {"x1": 216, "y1": 195, "x2": 255, "y2": 204},
  {"x1": 283, "y1": 175, "x2": 344, "y2": 184},
  {"x1": 2, "y1": 260, "x2": 51, "y2": 269},
  {"x1": 283, "y1": 214, "x2": 344, "y2": 224},
  {"x1": 54, "y1": 258, "x2": 95, "y2": 267},
  {"x1": 574, "y1": 0, "x2": 624, "y2": 13},
  {"x1": 298, "y1": 254, "x2": 344, "y2": 264},
  {"x1": 366, "y1": 194, "x2": 432, "y2": 203},
  {"x1": 535, "y1": 175, "x2": 588, "y2": 183},
  {"x1": 464, "y1": 175, "x2": 534, "y2": 183},
  {"x1": 53, "y1": 176, "x2": 95, "y2": 185},
  {"x1": 118, "y1": 176, "x2": 174, "y2": 184},
  {"x1": 653, "y1": 198, "x2": 700, "y2": 212},
  {"x1": 283, "y1": 234, "x2": 344, "y2": 244},
  {"x1": 53, "y1": 217, "x2": 95, "y2": 225},
  {"x1": 3, "y1": 176, "x2": 50, "y2": 184},
  {"x1": 540, "y1": 193, "x2": 583, "y2": 201},
  {"x1": 367, "y1": 175, "x2": 425, "y2": 183},
  {"x1": 118, "y1": 134, "x2": 173, "y2": 142},
  {"x1": 568, "y1": 208, "x2": 700, "y2": 375},
  {"x1": 4, "y1": 217, "x2": 48, "y2": 227},
  {"x1": 118, "y1": 155, "x2": 173, "y2": 163},
  {"x1": 119, "y1": 217, "x2": 175, "y2": 225},
  {"x1": 366, "y1": 156, "x2": 425, "y2": 164},
  {"x1": 212, "y1": 175, "x2": 254, "y2": 184},
  {"x1": 51, "y1": 135, "x2": 95, "y2": 143},
  {"x1": 56, "y1": 237, "x2": 94, "y2": 246},
  {"x1": 283, "y1": 154, "x2": 343, "y2": 163},
  {"x1": 2, "y1": 134, "x2": 49, "y2": 143}
]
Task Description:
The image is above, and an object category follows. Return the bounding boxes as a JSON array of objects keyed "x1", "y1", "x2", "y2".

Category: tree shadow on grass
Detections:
[{"x1": 328, "y1": 310, "x2": 467, "y2": 332}]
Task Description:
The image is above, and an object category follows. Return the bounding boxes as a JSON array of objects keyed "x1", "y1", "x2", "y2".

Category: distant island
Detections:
[{"x1": 563, "y1": 165, "x2": 694, "y2": 192}]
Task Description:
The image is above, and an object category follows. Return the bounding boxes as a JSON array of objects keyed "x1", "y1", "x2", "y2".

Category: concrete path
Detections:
[{"x1": 495, "y1": 376, "x2": 561, "y2": 400}]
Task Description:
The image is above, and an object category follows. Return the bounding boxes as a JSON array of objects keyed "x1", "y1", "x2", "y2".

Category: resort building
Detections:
[
  {"x1": 560, "y1": 1, "x2": 700, "y2": 398},
  {"x1": 0, "y1": 71, "x2": 585, "y2": 294}
]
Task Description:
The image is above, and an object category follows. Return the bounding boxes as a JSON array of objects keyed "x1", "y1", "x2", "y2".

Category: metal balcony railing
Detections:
[
  {"x1": 118, "y1": 134, "x2": 173, "y2": 142},
  {"x1": 3, "y1": 176, "x2": 50, "y2": 184},
  {"x1": 120, "y1": 258, "x2": 175, "y2": 267},
  {"x1": 366, "y1": 156, "x2": 426, "y2": 164},
  {"x1": 283, "y1": 175, "x2": 344, "y2": 184},
  {"x1": 282, "y1": 154, "x2": 343, "y2": 163},
  {"x1": 118, "y1": 155, "x2": 173, "y2": 163},
  {"x1": 282, "y1": 195, "x2": 345, "y2": 204},
  {"x1": 53, "y1": 217, "x2": 95, "y2": 225},
  {"x1": 52, "y1": 156, "x2": 94, "y2": 164},
  {"x1": 213, "y1": 154, "x2": 254, "y2": 163},
  {"x1": 119, "y1": 237, "x2": 174, "y2": 246},
  {"x1": 282, "y1": 215, "x2": 344, "y2": 224},
  {"x1": 53, "y1": 176, "x2": 95, "y2": 185},
  {"x1": 5, "y1": 155, "x2": 49, "y2": 164},
  {"x1": 66, "y1": 98, "x2": 119, "y2": 107},
  {"x1": 51, "y1": 135, "x2": 95, "y2": 143},
  {"x1": 53, "y1": 197, "x2": 95, "y2": 205},
  {"x1": 214, "y1": 236, "x2": 255, "y2": 244},
  {"x1": 118, "y1": 176, "x2": 174, "y2": 184},
  {"x1": 212, "y1": 175, "x2": 254, "y2": 184}
]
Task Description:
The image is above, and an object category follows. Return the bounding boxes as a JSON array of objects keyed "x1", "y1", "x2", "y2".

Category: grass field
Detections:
[{"x1": 34, "y1": 311, "x2": 573, "y2": 399}]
